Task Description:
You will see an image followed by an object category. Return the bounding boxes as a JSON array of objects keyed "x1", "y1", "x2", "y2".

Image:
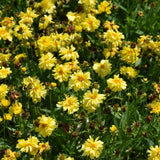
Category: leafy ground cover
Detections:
[{"x1": 0, "y1": 0, "x2": 160, "y2": 159}]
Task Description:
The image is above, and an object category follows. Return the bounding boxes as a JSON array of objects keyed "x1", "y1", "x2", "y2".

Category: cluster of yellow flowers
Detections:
[
  {"x1": 0, "y1": 0, "x2": 159, "y2": 159},
  {"x1": 16, "y1": 136, "x2": 50, "y2": 156}
]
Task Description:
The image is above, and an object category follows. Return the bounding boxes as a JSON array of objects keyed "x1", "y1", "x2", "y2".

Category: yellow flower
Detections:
[
  {"x1": 9, "y1": 102, "x2": 22, "y2": 115},
  {"x1": 3, "y1": 113, "x2": 12, "y2": 121},
  {"x1": 0, "y1": 84, "x2": 8, "y2": 100},
  {"x1": 1, "y1": 149, "x2": 20, "y2": 160},
  {"x1": 59, "y1": 45, "x2": 79, "y2": 61},
  {"x1": 0, "y1": 53, "x2": 11, "y2": 66},
  {"x1": 52, "y1": 64, "x2": 71, "y2": 83},
  {"x1": 110, "y1": 125, "x2": 118, "y2": 134},
  {"x1": 1, "y1": 17, "x2": 15, "y2": 29},
  {"x1": 22, "y1": 76, "x2": 38, "y2": 88},
  {"x1": 39, "y1": 14, "x2": 53, "y2": 30},
  {"x1": 81, "y1": 136, "x2": 103, "y2": 159},
  {"x1": 148, "y1": 145, "x2": 160, "y2": 160},
  {"x1": 120, "y1": 66, "x2": 137, "y2": 79},
  {"x1": 150, "y1": 101, "x2": 160, "y2": 115},
  {"x1": 14, "y1": 53, "x2": 26, "y2": 64},
  {"x1": 51, "y1": 82, "x2": 57, "y2": 88},
  {"x1": 39, "y1": 0, "x2": 56, "y2": 13},
  {"x1": 93, "y1": 59, "x2": 112, "y2": 78},
  {"x1": 57, "y1": 95, "x2": 79, "y2": 114},
  {"x1": 1, "y1": 99, "x2": 10, "y2": 108},
  {"x1": 35, "y1": 115, "x2": 57, "y2": 138},
  {"x1": 103, "y1": 47, "x2": 118, "y2": 58},
  {"x1": 103, "y1": 29, "x2": 124, "y2": 48},
  {"x1": 64, "y1": 61, "x2": 80, "y2": 72},
  {"x1": 39, "y1": 52, "x2": 56, "y2": 70},
  {"x1": 98, "y1": 1, "x2": 111, "y2": 14},
  {"x1": 38, "y1": 142, "x2": 50, "y2": 154},
  {"x1": 19, "y1": 7, "x2": 38, "y2": 26},
  {"x1": 137, "y1": 35, "x2": 153, "y2": 51},
  {"x1": 29, "y1": 80, "x2": 47, "y2": 103},
  {"x1": 120, "y1": 46, "x2": 140, "y2": 64},
  {"x1": 103, "y1": 21, "x2": 119, "y2": 31},
  {"x1": 57, "y1": 154, "x2": 66, "y2": 160},
  {"x1": 82, "y1": 14, "x2": 100, "y2": 32},
  {"x1": 37, "y1": 36, "x2": 53, "y2": 54},
  {"x1": 107, "y1": 74, "x2": 127, "y2": 92},
  {"x1": 0, "y1": 67, "x2": 12, "y2": 79},
  {"x1": 83, "y1": 89, "x2": 106, "y2": 113},
  {"x1": 14, "y1": 23, "x2": 32, "y2": 40},
  {"x1": 16, "y1": 136, "x2": 39, "y2": 155},
  {"x1": 78, "y1": 0, "x2": 97, "y2": 12},
  {"x1": 0, "y1": 26, "x2": 12, "y2": 41},
  {"x1": 69, "y1": 70, "x2": 91, "y2": 91}
]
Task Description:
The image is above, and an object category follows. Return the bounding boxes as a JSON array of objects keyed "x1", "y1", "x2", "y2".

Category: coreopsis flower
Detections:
[
  {"x1": 103, "y1": 47, "x2": 118, "y2": 58},
  {"x1": 14, "y1": 23, "x2": 32, "y2": 40},
  {"x1": 0, "y1": 53, "x2": 11, "y2": 66},
  {"x1": 120, "y1": 46, "x2": 140, "y2": 64},
  {"x1": 22, "y1": 76, "x2": 38, "y2": 88},
  {"x1": 52, "y1": 64, "x2": 71, "y2": 83},
  {"x1": 64, "y1": 61, "x2": 80, "y2": 72},
  {"x1": 9, "y1": 101, "x2": 22, "y2": 115},
  {"x1": 120, "y1": 66, "x2": 137, "y2": 79},
  {"x1": 150, "y1": 101, "x2": 160, "y2": 115},
  {"x1": 82, "y1": 14, "x2": 100, "y2": 32},
  {"x1": 19, "y1": 7, "x2": 38, "y2": 26},
  {"x1": 39, "y1": 0, "x2": 56, "y2": 13},
  {"x1": 78, "y1": 0, "x2": 97, "y2": 12},
  {"x1": 103, "y1": 21, "x2": 119, "y2": 31},
  {"x1": 81, "y1": 136, "x2": 103, "y2": 159},
  {"x1": 137, "y1": 35, "x2": 153, "y2": 51},
  {"x1": 0, "y1": 67, "x2": 12, "y2": 79},
  {"x1": 1, "y1": 149, "x2": 20, "y2": 160},
  {"x1": 93, "y1": 59, "x2": 112, "y2": 78},
  {"x1": 14, "y1": 53, "x2": 26, "y2": 64},
  {"x1": 57, "y1": 95, "x2": 79, "y2": 114},
  {"x1": 69, "y1": 71, "x2": 91, "y2": 91},
  {"x1": 29, "y1": 80, "x2": 47, "y2": 103},
  {"x1": 39, "y1": 14, "x2": 53, "y2": 30},
  {"x1": 1, "y1": 99, "x2": 10, "y2": 108},
  {"x1": 38, "y1": 142, "x2": 50, "y2": 154},
  {"x1": 0, "y1": 26, "x2": 13, "y2": 41},
  {"x1": 103, "y1": 29, "x2": 124, "y2": 48},
  {"x1": 59, "y1": 45, "x2": 79, "y2": 61},
  {"x1": 107, "y1": 74, "x2": 127, "y2": 92},
  {"x1": 148, "y1": 145, "x2": 160, "y2": 160},
  {"x1": 37, "y1": 36, "x2": 53, "y2": 54},
  {"x1": 110, "y1": 125, "x2": 118, "y2": 134},
  {"x1": 98, "y1": 1, "x2": 111, "y2": 14},
  {"x1": 16, "y1": 136, "x2": 39, "y2": 155},
  {"x1": 0, "y1": 84, "x2": 8, "y2": 100},
  {"x1": 1, "y1": 17, "x2": 15, "y2": 29},
  {"x1": 39, "y1": 52, "x2": 56, "y2": 70},
  {"x1": 3, "y1": 113, "x2": 12, "y2": 120},
  {"x1": 35, "y1": 115, "x2": 57, "y2": 138},
  {"x1": 83, "y1": 89, "x2": 106, "y2": 113},
  {"x1": 57, "y1": 154, "x2": 66, "y2": 160}
]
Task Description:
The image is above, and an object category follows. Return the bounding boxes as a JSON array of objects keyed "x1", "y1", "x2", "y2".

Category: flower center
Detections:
[
  {"x1": 89, "y1": 143, "x2": 97, "y2": 150},
  {"x1": 78, "y1": 76, "x2": 84, "y2": 82},
  {"x1": 91, "y1": 94, "x2": 97, "y2": 99},
  {"x1": 114, "y1": 79, "x2": 120, "y2": 83}
]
